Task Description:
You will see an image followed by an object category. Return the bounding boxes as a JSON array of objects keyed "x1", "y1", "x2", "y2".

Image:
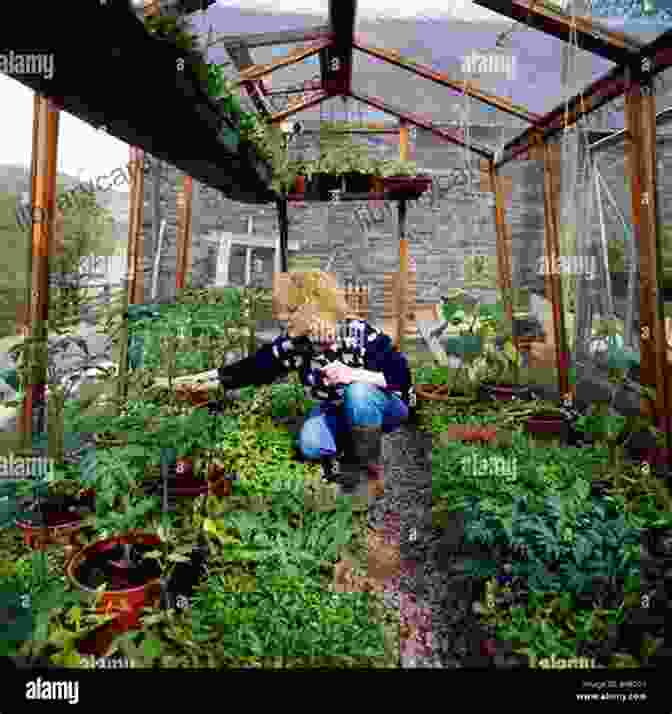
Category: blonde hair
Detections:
[{"x1": 274, "y1": 270, "x2": 355, "y2": 322}]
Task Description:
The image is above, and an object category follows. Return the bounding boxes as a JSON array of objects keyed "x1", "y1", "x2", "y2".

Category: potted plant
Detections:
[
  {"x1": 573, "y1": 403, "x2": 628, "y2": 469},
  {"x1": 65, "y1": 447, "x2": 163, "y2": 642},
  {"x1": 524, "y1": 401, "x2": 572, "y2": 443},
  {"x1": 14, "y1": 472, "x2": 95, "y2": 556}
]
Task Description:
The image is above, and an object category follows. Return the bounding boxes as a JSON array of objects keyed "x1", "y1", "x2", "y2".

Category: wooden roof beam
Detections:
[
  {"x1": 496, "y1": 27, "x2": 672, "y2": 168},
  {"x1": 471, "y1": 0, "x2": 644, "y2": 65},
  {"x1": 269, "y1": 89, "x2": 332, "y2": 123},
  {"x1": 353, "y1": 39, "x2": 541, "y2": 124},
  {"x1": 233, "y1": 39, "x2": 333, "y2": 85}
]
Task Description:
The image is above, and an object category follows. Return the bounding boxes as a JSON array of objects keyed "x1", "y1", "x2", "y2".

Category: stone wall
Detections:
[{"x1": 134, "y1": 75, "x2": 672, "y2": 326}]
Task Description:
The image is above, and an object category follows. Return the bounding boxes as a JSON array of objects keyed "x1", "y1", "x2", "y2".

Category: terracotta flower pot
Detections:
[
  {"x1": 207, "y1": 464, "x2": 236, "y2": 498},
  {"x1": 415, "y1": 384, "x2": 452, "y2": 401},
  {"x1": 371, "y1": 176, "x2": 385, "y2": 195},
  {"x1": 293, "y1": 175, "x2": 306, "y2": 194},
  {"x1": 174, "y1": 386, "x2": 210, "y2": 408},
  {"x1": 66, "y1": 533, "x2": 163, "y2": 655}
]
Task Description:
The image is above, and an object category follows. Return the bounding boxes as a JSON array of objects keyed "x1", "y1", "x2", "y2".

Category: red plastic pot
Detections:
[
  {"x1": 168, "y1": 458, "x2": 209, "y2": 497},
  {"x1": 526, "y1": 413, "x2": 569, "y2": 441},
  {"x1": 66, "y1": 532, "x2": 163, "y2": 638},
  {"x1": 15, "y1": 489, "x2": 94, "y2": 551}
]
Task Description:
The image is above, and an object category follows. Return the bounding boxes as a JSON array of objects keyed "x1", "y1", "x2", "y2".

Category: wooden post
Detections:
[
  {"x1": 21, "y1": 95, "x2": 59, "y2": 449},
  {"x1": 397, "y1": 199, "x2": 408, "y2": 352},
  {"x1": 127, "y1": 147, "x2": 145, "y2": 306},
  {"x1": 277, "y1": 198, "x2": 289, "y2": 273},
  {"x1": 176, "y1": 174, "x2": 193, "y2": 292},
  {"x1": 543, "y1": 140, "x2": 570, "y2": 399},
  {"x1": 117, "y1": 146, "x2": 144, "y2": 406},
  {"x1": 399, "y1": 120, "x2": 409, "y2": 162},
  {"x1": 490, "y1": 162, "x2": 513, "y2": 324},
  {"x1": 624, "y1": 70, "x2": 669, "y2": 440}
]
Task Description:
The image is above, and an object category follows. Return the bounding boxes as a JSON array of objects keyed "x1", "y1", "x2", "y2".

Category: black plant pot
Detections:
[
  {"x1": 479, "y1": 383, "x2": 532, "y2": 402},
  {"x1": 343, "y1": 172, "x2": 372, "y2": 194},
  {"x1": 316, "y1": 173, "x2": 343, "y2": 200},
  {"x1": 160, "y1": 541, "x2": 209, "y2": 611},
  {"x1": 305, "y1": 176, "x2": 320, "y2": 200}
]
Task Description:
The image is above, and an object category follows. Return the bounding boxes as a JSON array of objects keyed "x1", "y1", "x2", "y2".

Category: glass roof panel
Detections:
[{"x1": 192, "y1": 2, "x2": 672, "y2": 130}]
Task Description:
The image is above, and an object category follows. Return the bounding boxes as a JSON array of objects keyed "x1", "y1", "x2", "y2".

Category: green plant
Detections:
[
  {"x1": 377, "y1": 159, "x2": 419, "y2": 177},
  {"x1": 144, "y1": 14, "x2": 208, "y2": 86},
  {"x1": 189, "y1": 488, "x2": 384, "y2": 661},
  {"x1": 78, "y1": 447, "x2": 158, "y2": 539},
  {"x1": 0, "y1": 550, "x2": 86, "y2": 659}
]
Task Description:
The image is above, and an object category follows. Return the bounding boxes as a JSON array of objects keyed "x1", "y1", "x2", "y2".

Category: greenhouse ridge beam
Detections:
[
  {"x1": 327, "y1": 0, "x2": 357, "y2": 94},
  {"x1": 493, "y1": 27, "x2": 672, "y2": 168},
  {"x1": 472, "y1": 0, "x2": 643, "y2": 65},
  {"x1": 353, "y1": 40, "x2": 541, "y2": 125},
  {"x1": 207, "y1": 25, "x2": 332, "y2": 49},
  {"x1": 347, "y1": 90, "x2": 494, "y2": 159}
]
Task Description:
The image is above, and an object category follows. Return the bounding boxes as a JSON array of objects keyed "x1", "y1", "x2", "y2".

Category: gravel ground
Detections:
[{"x1": 370, "y1": 421, "x2": 536, "y2": 669}]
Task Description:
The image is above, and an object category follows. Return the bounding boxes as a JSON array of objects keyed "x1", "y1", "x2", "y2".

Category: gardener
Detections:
[{"x1": 216, "y1": 271, "x2": 415, "y2": 497}]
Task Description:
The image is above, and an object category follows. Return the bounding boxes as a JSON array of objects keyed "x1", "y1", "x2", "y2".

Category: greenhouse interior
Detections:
[{"x1": 1, "y1": 0, "x2": 672, "y2": 689}]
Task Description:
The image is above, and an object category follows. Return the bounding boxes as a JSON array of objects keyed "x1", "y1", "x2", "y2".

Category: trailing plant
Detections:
[{"x1": 144, "y1": 14, "x2": 209, "y2": 86}]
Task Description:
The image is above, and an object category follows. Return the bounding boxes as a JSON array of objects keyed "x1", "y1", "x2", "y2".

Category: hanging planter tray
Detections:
[{"x1": 383, "y1": 175, "x2": 432, "y2": 199}]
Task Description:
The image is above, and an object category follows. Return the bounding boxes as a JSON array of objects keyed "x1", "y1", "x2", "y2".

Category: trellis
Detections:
[{"x1": 16, "y1": 0, "x2": 672, "y2": 464}]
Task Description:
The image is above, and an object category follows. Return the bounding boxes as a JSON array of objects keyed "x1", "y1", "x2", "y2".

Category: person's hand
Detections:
[{"x1": 321, "y1": 361, "x2": 355, "y2": 386}]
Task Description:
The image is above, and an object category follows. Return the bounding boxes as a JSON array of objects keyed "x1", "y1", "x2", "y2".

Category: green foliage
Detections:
[
  {"x1": 190, "y1": 491, "x2": 384, "y2": 660},
  {"x1": 0, "y1": 180, "x2": 115, "y2": 338}
]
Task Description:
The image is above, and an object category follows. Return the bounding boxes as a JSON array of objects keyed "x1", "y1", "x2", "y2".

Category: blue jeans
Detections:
[{"x1": 296, "y1": 382, "x2": 409, "y2": 461}]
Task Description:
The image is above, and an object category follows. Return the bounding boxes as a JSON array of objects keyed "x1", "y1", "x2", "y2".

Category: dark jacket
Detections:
[{"x1": 218, "y1": 318, "x2": 416, "y2": 408}]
